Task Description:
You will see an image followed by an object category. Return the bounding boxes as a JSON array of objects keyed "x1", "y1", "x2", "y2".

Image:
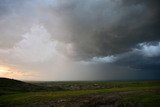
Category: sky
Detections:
[{"x1": 0, "y1": 0, "x2": 160, "y2": 81}]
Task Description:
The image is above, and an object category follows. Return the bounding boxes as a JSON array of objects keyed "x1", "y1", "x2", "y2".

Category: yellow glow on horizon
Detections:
[
  {"x1": 0, "y1": 65, "x2": 34, "y2": 80},
  {"x1": 0, "y1": 66, "x2": 10, "y2": 74}
]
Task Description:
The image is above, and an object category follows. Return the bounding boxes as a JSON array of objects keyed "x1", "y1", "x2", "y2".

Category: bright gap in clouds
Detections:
[
  {"x1": 0, "y1": 65, "x2": 33, "y2": 80},
  {"x1": 136, "y1": 42, "x2": 160, "y2": 57}
]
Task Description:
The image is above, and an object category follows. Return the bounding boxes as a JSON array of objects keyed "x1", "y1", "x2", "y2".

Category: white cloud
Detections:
[
  {"x1": 78, "y1": 55, "x2": 117, "y2": 65},
  {"x1": 135, "y1": 42, "x2": 160, "y2": 57},
  {"x1": 12, "y1": 24, "x2": 58, "y2": 63},
  {"x1": 92, "y1": 55, "x2": 117, "y2": 63}
]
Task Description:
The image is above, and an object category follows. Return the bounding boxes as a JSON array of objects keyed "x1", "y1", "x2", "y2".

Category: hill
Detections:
[{"x1": 0, "y1": 77, "x2": 48, "y2": 92}]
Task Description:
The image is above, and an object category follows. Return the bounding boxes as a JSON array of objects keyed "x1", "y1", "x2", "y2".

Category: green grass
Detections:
[
  {"x1": 0, "y1": 80, "x2": 160, "y2": 106},
  {"x1": 123, "y1": 93, "x2": 160, "y2": 102},
  {"x1": 0, "y1": 85, "x2": 159, "y2": 106},
  {"x1": 121, "y1": 93, "x2": 160, "y2": 107}
]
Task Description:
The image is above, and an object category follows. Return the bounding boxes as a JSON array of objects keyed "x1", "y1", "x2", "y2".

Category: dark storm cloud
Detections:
[
  {"x1": 115, "y1": 51, "x2": 160, "y2": 71},
  {"x1": 116, "y1": 42, "x2": 160, "y2": 70},
  {"x1": 115, "y1": 52, "x2": 160, "y2": 79},
  {"x1": 90, "y1": 41, "x2": 160, "y2": 79},
  {"x1": 46, "y1": 0, "x2": 160, "y2": 59}
]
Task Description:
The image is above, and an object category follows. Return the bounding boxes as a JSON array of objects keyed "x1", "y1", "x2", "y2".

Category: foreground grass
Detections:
[
  {"x1": 121, "y1": 93, "x2": 160, "y2": 107},
  {"x1": 0, "y1": 85, "x2": 159, "y2": 106}
]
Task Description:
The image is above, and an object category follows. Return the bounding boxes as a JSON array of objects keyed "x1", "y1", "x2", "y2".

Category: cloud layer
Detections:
[
  {"x1": 45, "y1": 0, "x2": 160, "y2": 59},
  {"x1": 0, "y1": 0, "x2": 160, "y2": 80}
]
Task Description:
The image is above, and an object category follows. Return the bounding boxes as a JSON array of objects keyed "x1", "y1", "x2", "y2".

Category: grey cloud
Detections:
[
  {"x1": 0, "y1": 0, "x2": 159, "y2": 58},
  {"x1": 0, "y1": 0, "x2": 46, "y2": 49},
  {"x1": 85, "y1": 41, "x2": 160, "y2": 79},
  {"x1": 113, "y1": 41, "x2": 160, "y2": 72},
  {"x1": 0, "y1": 0, "x2": 160, "y2": 80},
  {"x1": 45, "y1": 0, "x2": 160, "y2": 59}
]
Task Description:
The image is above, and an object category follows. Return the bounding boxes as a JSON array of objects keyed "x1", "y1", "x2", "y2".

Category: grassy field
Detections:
[{"x1": 0, "y1": 78, "x2": 160, "y2": 107}]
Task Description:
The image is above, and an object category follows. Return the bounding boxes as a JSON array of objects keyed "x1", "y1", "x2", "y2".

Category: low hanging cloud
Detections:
[
  {"x1": 136, "y1": 42, "x2": 160, "y2": 57},
  {"x1": 110, "y1": 41, "x2": 160, "y2": 72},
  {"x1": 84, "y1": 41, "x2": 160, "y2": 72},
  {"x1": 92, "y1": 56, "x2": 117, "y2": 63}
]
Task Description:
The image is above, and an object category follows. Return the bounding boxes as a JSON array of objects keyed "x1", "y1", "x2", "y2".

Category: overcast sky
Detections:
[{"x1": 0, "y1": 0, "x2": 160, "y2": 81}]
